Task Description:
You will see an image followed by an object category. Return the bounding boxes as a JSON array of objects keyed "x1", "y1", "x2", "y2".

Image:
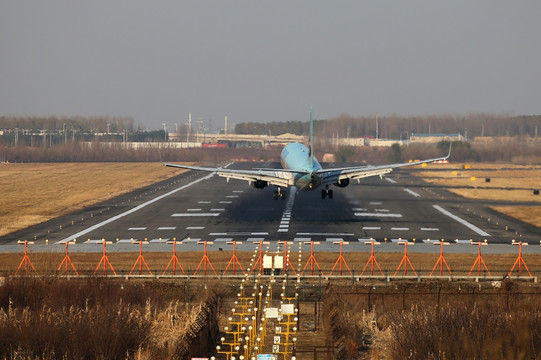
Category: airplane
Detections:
[{"x1": 163, "y1": 109, "x2": 452, "y2": 200}]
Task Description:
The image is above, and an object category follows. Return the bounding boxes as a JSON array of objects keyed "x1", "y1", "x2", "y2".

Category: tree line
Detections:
[
  {"x1": 235, "y1": 113, "x2": 541, "y2": 139},
  {"x1": 0, "y1": 115, "x2": 135, "y2": 133}
]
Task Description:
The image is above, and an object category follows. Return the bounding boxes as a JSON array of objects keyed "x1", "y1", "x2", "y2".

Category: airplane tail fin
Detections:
[{"x1": 308, "y1": 107, "x2": 314, "y2": 167}]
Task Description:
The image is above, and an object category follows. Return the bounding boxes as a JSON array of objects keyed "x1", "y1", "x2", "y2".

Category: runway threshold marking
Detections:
[
  {"x1": 432, "y1": 205, "x2": 491, "y2": 237},
  {"x1": 56, "y1": 173, "x2": 215, "y2": 243}
]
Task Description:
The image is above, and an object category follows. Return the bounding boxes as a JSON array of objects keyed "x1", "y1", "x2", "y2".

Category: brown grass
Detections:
[
  {"x1": 0, "y1": 277, "x2": 209, "y2": 360},
  {"x1": 415, "y1": 162, "x2": 541, "y2": 227},
  {"x1": 0, "y1": 163, "x2": 187, "y2": 237},
  {"x1": 324, "y1": 282, "x2": 541, "y2": 359}
]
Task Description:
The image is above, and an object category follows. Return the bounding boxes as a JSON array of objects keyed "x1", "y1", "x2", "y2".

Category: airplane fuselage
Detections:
[{"x1": 280, "y1": 142, "x2": 323, "y2": 191}]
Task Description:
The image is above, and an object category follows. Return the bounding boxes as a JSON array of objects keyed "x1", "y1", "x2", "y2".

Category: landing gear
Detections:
[
  {"x1": 273, "y1": 187, "x2": 286, "y2": 200},
  {"x1": 321, "y1": 186, "x2": 333, "y2": 199}
]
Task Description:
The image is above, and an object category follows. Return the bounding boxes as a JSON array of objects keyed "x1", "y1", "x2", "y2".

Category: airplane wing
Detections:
[
  {"x1": 319, "y1": 144, "x2": 452, "y2": 185},
  {"x1": 162, "y1": 162, "x2": 302, "y2": 188}
]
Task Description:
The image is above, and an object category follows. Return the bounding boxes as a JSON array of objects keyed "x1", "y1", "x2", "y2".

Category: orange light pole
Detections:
[
  {"x1": 94, "y1": 240, "x2": 117, "y2": 276},
  {"x1": 223, "y1": 241, "x2": 246, "y2": 275},
  {"x1": 394, "y1": 241, "x2": 417, "y2": 276},
  {"x1": 194, "y1": 241, "x2": 217, "y2": 275},
  {"x1": 329, "y1": 241, "x2": 352, "y2": 276},
  {"x1": 129, "y1": 240, "x2": 153, "y2": 275},
  {"x1": 163, "y1": 238, "x2": 186, "y2": 275},
  {"x1": 508, "y1": 240, "x2": 532, "y2": 277},
  {"x1": 57, "y1": 241, "x2": 78, "y2": 276},
  {"x1": 249, "y1": 241, "x2": 270, "y2": 275},
  {"x1": 468, "y1": 241, "x2": 491, "y2": 276},
  {"x1": 278, "y1": 241, "x2": 297, "y2": 275},
  {"x1": 430, "y1": 240, "x2": 452, "y2": 276},
  {"x1": 301, "y1": 241, "x2": 324, "y2": 276},
  {"x1": 361, "y1": 240, "x2": 384, "y2": 276},
  {"x1": 15, "y1": 240, "x2": 38, "y2": 275}
]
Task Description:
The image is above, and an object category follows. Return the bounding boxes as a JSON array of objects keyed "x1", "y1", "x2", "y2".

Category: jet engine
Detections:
[
  {"x1": 252, "y1": 180, "x2": 268, "y2": 189},
  {"x1": 334, "y1": 178, "x2": 350, "y2": 188}
]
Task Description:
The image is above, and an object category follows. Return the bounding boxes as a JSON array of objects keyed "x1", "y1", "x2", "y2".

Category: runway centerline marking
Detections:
[
  {"x1": 433, "y1": 205, "x2": 491, "y2": 237},
  {"x1": 276, "y1": 188, "x2": 297, "y2": 233},
  {"x1": 56, "y1": 173, "x2": 215, "y2": 243}
]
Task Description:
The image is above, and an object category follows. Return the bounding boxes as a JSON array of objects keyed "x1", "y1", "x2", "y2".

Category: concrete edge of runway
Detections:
[{"x1": 2, "y1": 242, "x2": 541, "y2": 255}]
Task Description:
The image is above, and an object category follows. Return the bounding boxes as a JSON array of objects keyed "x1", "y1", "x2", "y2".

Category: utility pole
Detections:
[{"x1": 187, "y1": 113, "x2": 192, "y2": 142}]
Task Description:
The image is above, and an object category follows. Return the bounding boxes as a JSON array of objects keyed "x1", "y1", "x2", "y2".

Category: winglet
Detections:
[{"x1": 445, "y1": 142, "x2": 453, "y2": 160}]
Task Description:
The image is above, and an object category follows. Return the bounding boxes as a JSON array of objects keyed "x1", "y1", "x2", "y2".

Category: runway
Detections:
[{"x1": 2, "y1": 162, "x2": 541, "y2": 254}]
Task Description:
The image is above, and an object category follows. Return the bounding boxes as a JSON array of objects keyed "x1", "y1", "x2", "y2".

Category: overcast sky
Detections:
[{"x1": 1, "y1": 1, "x2": 540, "y2": 131}]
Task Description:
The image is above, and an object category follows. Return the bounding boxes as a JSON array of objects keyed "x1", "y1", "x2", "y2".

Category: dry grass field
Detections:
[
  {"x1": 416, "y1": 163, "x2": 541, "y2": 227},
  {"x1": 0, "y1": 163, "x2": 186, "y2": 237}
]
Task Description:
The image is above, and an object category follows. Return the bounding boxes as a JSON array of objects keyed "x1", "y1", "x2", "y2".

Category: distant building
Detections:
[
  {"x1": 409, "y1": 133, "x2": 465, "y2": 143},
  {"x1": 366, "y1": 138, "x2": 406, "y2": 147}
]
